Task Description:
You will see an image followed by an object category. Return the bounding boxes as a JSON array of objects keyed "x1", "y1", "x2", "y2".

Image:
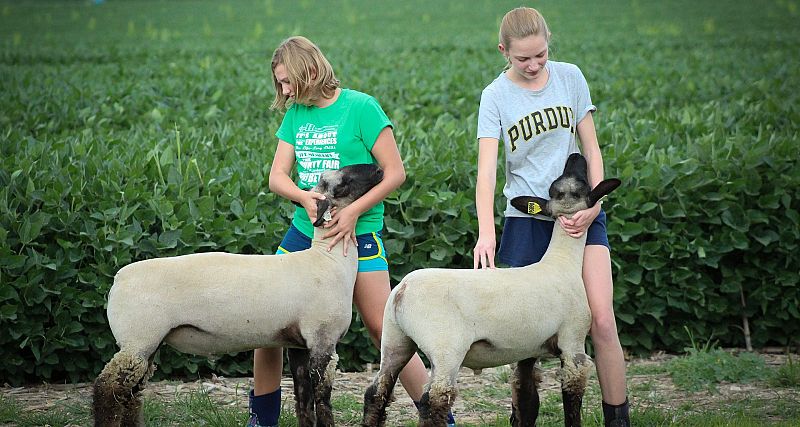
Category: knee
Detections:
[
  {"x1": 363, "y1": 320, "x2": 383, "y2": 346},
  {"x1": 590, "y1": 312, "x2": 620, "y2": 344}
]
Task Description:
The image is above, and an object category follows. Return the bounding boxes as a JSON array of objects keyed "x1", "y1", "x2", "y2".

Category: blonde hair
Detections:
[
  {"x1": 270, "y1": 36, "x2": 340, "y2": 110},
  {"x1": 499, "y1": 7, "x2": 551, "y2": 50}
]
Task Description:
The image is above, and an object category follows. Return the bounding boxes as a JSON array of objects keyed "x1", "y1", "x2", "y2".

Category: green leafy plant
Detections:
[
  {"x1": 769, "y1": 354, "x2": 800, "y2": 388},
  {"x1": 667, "y1": 329, "x2": 766, "y2": 392}
]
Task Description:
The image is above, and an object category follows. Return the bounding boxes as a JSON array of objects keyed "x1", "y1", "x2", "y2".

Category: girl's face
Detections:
[
  {"x1": 273, "y1": 63, "x2": 295, "y2": 99},
  {"x1": 500, "y1": 34, "x2": 549, "y2": 83}
]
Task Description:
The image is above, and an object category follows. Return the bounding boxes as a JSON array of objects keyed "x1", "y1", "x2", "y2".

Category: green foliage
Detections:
[
  {"x1": 668, "y1": 349, "x2": 766, "y2": 393},
  {"x1": 2, "y1": 0, "x2": 799, "y2": 385},
  {"x1": 769, "y1": 354, "x2": 800, "y2": 388},
  {"x1": 667, "y1": 331, "x2": 767, "y2": 392}
]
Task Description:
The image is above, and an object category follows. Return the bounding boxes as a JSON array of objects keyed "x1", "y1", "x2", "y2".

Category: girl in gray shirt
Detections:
[{"x1": 473, "y1": 7, "x2": 631, "y2": 427}]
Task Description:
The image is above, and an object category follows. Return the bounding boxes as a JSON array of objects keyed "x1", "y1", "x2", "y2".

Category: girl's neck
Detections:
[
  {"x1": 313, "y1": 88, "x2": 342, "y2": 108},
  {"x1": 506, "y1": 66, "x2": 549, "y2": 91}
]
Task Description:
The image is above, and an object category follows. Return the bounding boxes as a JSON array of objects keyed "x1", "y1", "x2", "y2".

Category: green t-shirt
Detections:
[{"x1": 276, "y1": 89, "x2": 391, "y2": 238}]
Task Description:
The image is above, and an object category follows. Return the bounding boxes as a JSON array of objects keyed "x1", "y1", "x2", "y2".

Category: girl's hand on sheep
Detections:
[
  {"x1": 558, "y1": 203, "x2": 601, "y2": 238},
  {"x1": 473, "y1": 234, "x2": 497, "y2": 269},
  {"x1": 323, "y1": 206, "x2": 359, "y2": 255},
  {"x1": 300, "y1": 191, "x2": 327, "y2": 224}
]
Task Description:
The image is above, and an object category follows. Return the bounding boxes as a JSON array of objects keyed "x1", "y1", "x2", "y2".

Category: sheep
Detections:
[
  {"x1": 93, "y1": 163, "x2": 384, "y2": 427},
  {"x1": 362, "y1": 153, "x2": 621, "y2": 427}
]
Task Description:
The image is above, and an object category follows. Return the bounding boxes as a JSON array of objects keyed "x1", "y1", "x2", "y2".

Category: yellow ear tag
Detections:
[{"x1": 527, "y1": 201, "x2": 541, "y2": 215}]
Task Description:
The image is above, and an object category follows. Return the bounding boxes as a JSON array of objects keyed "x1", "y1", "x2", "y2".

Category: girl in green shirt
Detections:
[{"x1": 248, "y1": 36, "x2": 454, "y2": 427}]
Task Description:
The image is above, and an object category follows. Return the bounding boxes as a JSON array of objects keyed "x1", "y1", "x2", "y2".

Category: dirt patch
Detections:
[{"x1": 2, "y1": 353, "x2": 798, "y2": 425}]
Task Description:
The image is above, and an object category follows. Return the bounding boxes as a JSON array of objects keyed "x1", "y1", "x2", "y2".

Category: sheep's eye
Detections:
[{"x1": 332, "y1": 183, "x2": 349, "y2": 199}]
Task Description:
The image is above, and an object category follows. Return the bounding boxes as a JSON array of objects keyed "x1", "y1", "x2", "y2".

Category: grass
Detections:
[
  {"x1": 667, "y1": 348, "x2": 767, "y2": 392},
  {"x1": 0, "y1": 393, "x2": 90, "y2": 427},
  {"x1": 143, "y1": 389, "x2": 248, "y2": 426},
  {"x1": 769, "y1": 354, "x2": 800, "y2": 388},
  {"x1": 666, "y1": 330, "x2": 769, "y2": 392}
]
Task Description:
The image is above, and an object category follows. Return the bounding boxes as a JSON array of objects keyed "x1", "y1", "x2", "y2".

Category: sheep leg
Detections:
[
  {"x1": 559, "y1": 352, "x2": 593, "y2": 427},
  {"x1": 362, "y1": 336, "x2": 417, "y2": 427},
  {"x1": 417, "y1": 354, "x2": 461, "y2": 427},
  {"x1": 118, "y1": 393, "x2": 144, "y2": 427},
  {"x1": 288, "y1": 348, "x2": 316, "y2": 427},
  {"x1": 509, "y1": 358, "x2": 541, "y2": 427},
  {"x1": 93, "y1": 350, "x2": 152, "y2": 427},
  {"x1": 309, "y1": 347, "x2": 338, "y2": 427}
]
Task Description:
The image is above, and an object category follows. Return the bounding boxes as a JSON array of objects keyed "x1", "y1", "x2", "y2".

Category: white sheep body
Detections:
[
  {"x1": 107, "y1": 229, "x2": 356, "y2": 358},
  {"x1": 390, "y1": 227, "x2": 589, "y2": 371}
]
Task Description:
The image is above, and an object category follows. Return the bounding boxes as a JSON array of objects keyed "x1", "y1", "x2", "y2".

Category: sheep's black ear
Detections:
[
  {"x1": 511, "y1": 196, "x2": 551, "y2": 217},
  {"x1": 312, "y1": 198, "x2": 331, "y2": 227},
  {"x1": 564, "y1": 153, "x2": 589, "y2": 182},
  {"x1": 587, "y1": 178, "x2": 621, "y2": 207}
]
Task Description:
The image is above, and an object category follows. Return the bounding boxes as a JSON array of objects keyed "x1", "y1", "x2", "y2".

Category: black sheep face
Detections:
[
  {"x1": 311, "y1": 164, "x2": 384, "y2": 227},
  {"x1": 510, "y1": 153, "x2": 620, "y2": 219},
  {"x1": 546, "y1": 154, "x2": 594, "y2": 217}
]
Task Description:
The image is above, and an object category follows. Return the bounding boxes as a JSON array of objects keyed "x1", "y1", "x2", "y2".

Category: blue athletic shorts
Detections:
[
  {"x1": 497, "y1": 210, "x2": 610, "y2": 267},
  {"x1": 275, "y1": 224, "x2": 389, "y2": 272}
]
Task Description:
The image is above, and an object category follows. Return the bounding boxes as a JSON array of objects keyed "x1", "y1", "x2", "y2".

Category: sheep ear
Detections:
[
  {"x1": 564, "y1": 153, "x2": 589, "y2": 182},
  {"x1": 312, "y1": 199, "x2": 331, "y2": 227},
  {"x1": 511, "y1": 196, "x2": 550, "y2": 216},
  {"x1": 587, "y1": 178, "x2": 621, "y2": 207}
]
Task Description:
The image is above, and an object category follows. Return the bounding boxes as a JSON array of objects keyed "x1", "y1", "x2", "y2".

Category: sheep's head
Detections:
[
  {"x1": 310, "y1": 164, "x2": 384, "y2": 227},
  {"x1": 510, "y1": 153, "x2": 620, "y2": 219}
]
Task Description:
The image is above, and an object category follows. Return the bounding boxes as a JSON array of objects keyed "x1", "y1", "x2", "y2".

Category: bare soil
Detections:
[{"x1": 2, "y1": 353, "x2": 798, "y2": 426}]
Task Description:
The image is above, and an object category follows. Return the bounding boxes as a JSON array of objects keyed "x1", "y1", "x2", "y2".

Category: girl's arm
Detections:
[
  {"x1": 323, "y1": 126, "x2": 406, "y2": 252},
  {"x1": 559, "y1": 112, "x2": 604, "y2": 237},
  {"x1": 269, "y1": 140, "x2": 327, "y2": 223},
  {"x1": 474, "y1": 137, "x2": 500, "y2": 269},
  {"x1": 578, "y1": 112, "x2": 605, "y2": 189}
]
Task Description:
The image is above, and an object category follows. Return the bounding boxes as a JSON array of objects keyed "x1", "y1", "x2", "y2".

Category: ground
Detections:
[{"x1": 2, "y1": 353, "x2": 798, "y2": 426}]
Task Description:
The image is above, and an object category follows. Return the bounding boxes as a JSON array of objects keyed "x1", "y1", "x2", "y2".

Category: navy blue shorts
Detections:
[
  {"x1": 497, "y1": 210, "x2": 610, "y2": 267},
  {"x1": 275, "y1": 224, "x2": 389, "y2": 272}
]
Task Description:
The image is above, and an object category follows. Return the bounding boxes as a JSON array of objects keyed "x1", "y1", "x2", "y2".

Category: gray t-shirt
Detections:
[{"x1": 477, "y1": 61, "x2": 596, "y2": 220}]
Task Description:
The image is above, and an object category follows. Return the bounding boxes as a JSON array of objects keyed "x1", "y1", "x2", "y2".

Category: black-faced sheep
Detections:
[
  {"x1": 362, "y1": 153, "x2": 620, "y2": 427},
  {"x1": 93, "y1": 163, "x2": 384, "y2": 427}
]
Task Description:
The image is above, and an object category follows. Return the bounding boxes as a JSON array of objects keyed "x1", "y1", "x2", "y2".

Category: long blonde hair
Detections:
[
  {"x1": 270, "y1": 36, "x2": 340, "y2": 110},
  {"x1": 499, "y1": 7, "x2": 551, "y2": 50}
]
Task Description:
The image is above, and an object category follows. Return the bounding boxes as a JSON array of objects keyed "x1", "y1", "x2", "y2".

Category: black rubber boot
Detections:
[{"x1": 602, "y1": 398, "x2": 630, "y2": 427}]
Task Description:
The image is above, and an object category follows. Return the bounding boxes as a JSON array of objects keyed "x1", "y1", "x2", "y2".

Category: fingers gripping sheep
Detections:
[
  {"x1": 93, "y1": 164, "x2": 384, "y2": 427},
  {"x1": 362, "y1": 154, "x2": 620, "y2": 427}
]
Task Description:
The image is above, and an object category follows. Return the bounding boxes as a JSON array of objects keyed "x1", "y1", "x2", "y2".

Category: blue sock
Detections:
[
  {"x1": 250, "y1": 388, "x2": 281, "y2": 426},
  {"x1": 414, "y1": 400, "x2": 456, "y2": 425}
]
